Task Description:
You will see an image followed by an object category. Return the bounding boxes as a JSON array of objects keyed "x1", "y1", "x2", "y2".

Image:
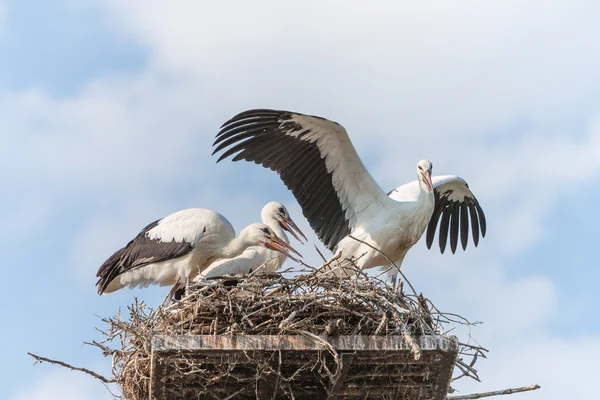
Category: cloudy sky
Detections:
[{"x1": 2, "y1": 1, "x2": 600, "y2": 398}]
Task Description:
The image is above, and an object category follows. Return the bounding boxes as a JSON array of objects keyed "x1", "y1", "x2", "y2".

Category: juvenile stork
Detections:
[
  {"x1": 96, "y1": 208, "x2": 302, "y2": 297},
  {"x1": 200, "y1": 201, "x2": 307, "y2": 279},
  {"x1": 212, "y1": 109, "x2": 486, "y2": 285}
]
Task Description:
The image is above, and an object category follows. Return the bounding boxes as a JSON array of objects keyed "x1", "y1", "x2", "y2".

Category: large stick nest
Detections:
[{"x1": 94, "y1": 266, "x2": 485, "y2": 399}]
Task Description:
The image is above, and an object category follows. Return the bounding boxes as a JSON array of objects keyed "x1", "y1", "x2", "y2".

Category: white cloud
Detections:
[
  {"x1": 98, "y1": 0, "x2": 600, "y2": 139},
  {"x1": 90, "y1": 0, "x2": 600, "y2": 259},
  {"x1": 466, "y1": 121, "x2": 600, "y2": 253},
  {"x1": 4, "y1": 1, "x2": 599, "y2": 259},
  {"x1": 10, "y1": 370, "x2": 111, "y2": 400},
  {"x1": 0, "y1": 72, "x2": 228, "y2": 254},
  {"x1": 1, "y1": 76, "x2": 209, "y2": 194}
]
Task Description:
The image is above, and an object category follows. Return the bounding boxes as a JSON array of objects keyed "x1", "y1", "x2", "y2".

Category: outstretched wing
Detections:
[
  {"x1": 213, "y1": 109, "x2": 391, "y2": 251},
  {"x1": 388, "y1": 175, "x2": 486, "y2": 254}
]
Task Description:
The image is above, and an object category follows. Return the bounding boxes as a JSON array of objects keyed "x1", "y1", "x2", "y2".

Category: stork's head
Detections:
[
  {"x1": 262, "y1": 201, "x2": 307, "y2": 244},
  {"x1": 242, "y1": 223, "x2": 303, "y2": 262},
  {"x1": 416, "y1": 159, "x2": 433, "y2": 192}
]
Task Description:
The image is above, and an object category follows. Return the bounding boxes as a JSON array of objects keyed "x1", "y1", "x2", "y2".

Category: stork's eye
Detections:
[
  {"x1": 418, "y1": 165, "x2": 423, "y2": 171},
  {"x1": 278, "y1": 207, "x2": 284, "y2": 213},
  {"x1": 261, "y1": 228, "x2": 270, "y2": 234}
]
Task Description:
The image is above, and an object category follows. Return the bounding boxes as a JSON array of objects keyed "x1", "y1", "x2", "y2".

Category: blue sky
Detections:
[
  {"x1": 0, "y1": 1, "x2": 144, "y2": 96},
  {"x1": 3, "y1": 1, "x2": 600, "y2": 399}
]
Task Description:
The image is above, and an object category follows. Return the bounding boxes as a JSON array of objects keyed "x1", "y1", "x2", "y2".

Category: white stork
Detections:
[
  {"x1": 388, "y1": 176, "x2": 486, "y2": 254},
  {"x1": 212, "y1": 109, "x2": 486, "y2": 286},
  {"x1": 96, "y1": 208, "x2": 302, "y2": 297},
  {"x1": 199, "y1": 201, "x2": 307, "y2": 279}
]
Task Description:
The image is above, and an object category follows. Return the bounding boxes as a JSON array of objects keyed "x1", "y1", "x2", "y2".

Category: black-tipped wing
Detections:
[
  {"x1": 388, "y1": 175, "x2": 486, "y2": 254},
  {"x1": 213, "y1": 109, "x2": 390, "y2": 251},
  {"x1": 96, "y1": 219, "x2": 193, "y2": 294}
]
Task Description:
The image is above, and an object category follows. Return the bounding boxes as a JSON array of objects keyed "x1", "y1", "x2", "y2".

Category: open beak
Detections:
[
  {"x1": 280, "y1": 216, "x2": 308, "y2": 244},
  {"x1": 422, "y1": 170, "x2": 433, "y2": 191},
  {"x1": 264, "y1": 235, "x2": 303, "y2": 263}
]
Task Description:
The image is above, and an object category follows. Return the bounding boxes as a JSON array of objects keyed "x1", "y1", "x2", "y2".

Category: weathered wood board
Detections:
[{"x1": 149, "y1": 334, "x2": 457, "y2": 400}]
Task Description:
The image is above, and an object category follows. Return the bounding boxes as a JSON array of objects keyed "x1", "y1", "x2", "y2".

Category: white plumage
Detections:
[
  {"x1": 388, "y1": 175, "x2": 486, "y2": 253},
  {"x1": 328, "y1": 160, "x2": 437, "y2": 276},
  {"x1": 200, "y1": 201, "x2": 306, "y2": 279},
  {"x1": 213, "y1": 109, "x2": 486, "y2": 286},
  {"x1": 96, "y1": 208, "x2": 301, "y2": 297}
]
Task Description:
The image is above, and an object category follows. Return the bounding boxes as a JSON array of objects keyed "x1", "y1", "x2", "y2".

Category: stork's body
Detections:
[
  {"x1": 213, "y1": 109, "x2": 486, "y2": 283},
  {"x1": 200, "y1": 202, "x2": 306, "y2": 279},
  {"x1": 334, "y1": 184, "x2": 436, "y2": 271},
  {"x1": 96, "y1": 208, "x2": 300, "y2": 295}
]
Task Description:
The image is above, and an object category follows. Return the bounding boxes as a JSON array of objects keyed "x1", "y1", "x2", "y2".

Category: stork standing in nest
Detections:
[
  {"x1": 213, "y1": 109, "x2": 486, "y2": 287},
  {"x1": 200, "y1": 201, "x2": 307, "y2": 279},
  {"x1": 96, "y1": 208, "x2": 302, "y2": 299}
]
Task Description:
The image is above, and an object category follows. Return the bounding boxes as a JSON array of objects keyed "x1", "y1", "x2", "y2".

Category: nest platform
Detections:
[
  {"x1": 150, "y1": 334, "x2": 457, "y2": 400},
  {"x1": 99, "y1": 268, "x2": 481, "y2": 400}
]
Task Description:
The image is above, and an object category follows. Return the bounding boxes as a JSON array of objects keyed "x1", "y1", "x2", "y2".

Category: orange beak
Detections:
[
  {"x1": 280, "y1": 216, "x2": 308, "y2": 244},
  {"x1": 264, "y1": 235, "x2": 303, "y2": 263}
]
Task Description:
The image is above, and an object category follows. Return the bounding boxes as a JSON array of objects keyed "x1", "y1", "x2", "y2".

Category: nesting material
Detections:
[{"x1": 97, "y1": 267, "x2": 483, "y2": 400}]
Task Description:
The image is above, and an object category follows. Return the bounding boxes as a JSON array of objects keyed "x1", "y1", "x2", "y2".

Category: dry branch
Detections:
[
  {"x1": 448, "y1": 384, "x2": 541, "y2": 399},
  {"x1": 27, "y1": 352, "x2": 115, "y2": 384}
]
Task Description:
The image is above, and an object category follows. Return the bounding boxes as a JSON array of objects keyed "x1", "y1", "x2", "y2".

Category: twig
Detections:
[
  {"x1": 448, "y1": 384, "x2": 541, "y2": 399},
  {"x1": 314, "y1": 245, "x2": 328, "y2": 263},
  {"x1": 27, "y1": 352, "x2": 115, "y2": 384},
  {"x1": 454, "y1": 358, "x2": 481, "y2": 382}
]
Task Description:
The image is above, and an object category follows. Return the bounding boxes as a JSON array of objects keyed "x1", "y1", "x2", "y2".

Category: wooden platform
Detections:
[{"x1": 149, "y1": 334, "x2": 457, "y2": 400}]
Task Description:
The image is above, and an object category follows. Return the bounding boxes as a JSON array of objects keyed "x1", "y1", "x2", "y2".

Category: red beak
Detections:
[
  {"x1": 421, "y1": 170, "x2": 433, "y2": 191},
  {"x1": 264, "y1": 235, "x2": 303, "y2": 263},
  {"x1": 280, "y1": 216, "x2": 308, "y2": 244}
]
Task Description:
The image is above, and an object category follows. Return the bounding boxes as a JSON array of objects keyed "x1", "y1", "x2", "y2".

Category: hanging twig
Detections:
[{"x1": 448, "y1": 384, "x2": 541, "y2": 399}]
